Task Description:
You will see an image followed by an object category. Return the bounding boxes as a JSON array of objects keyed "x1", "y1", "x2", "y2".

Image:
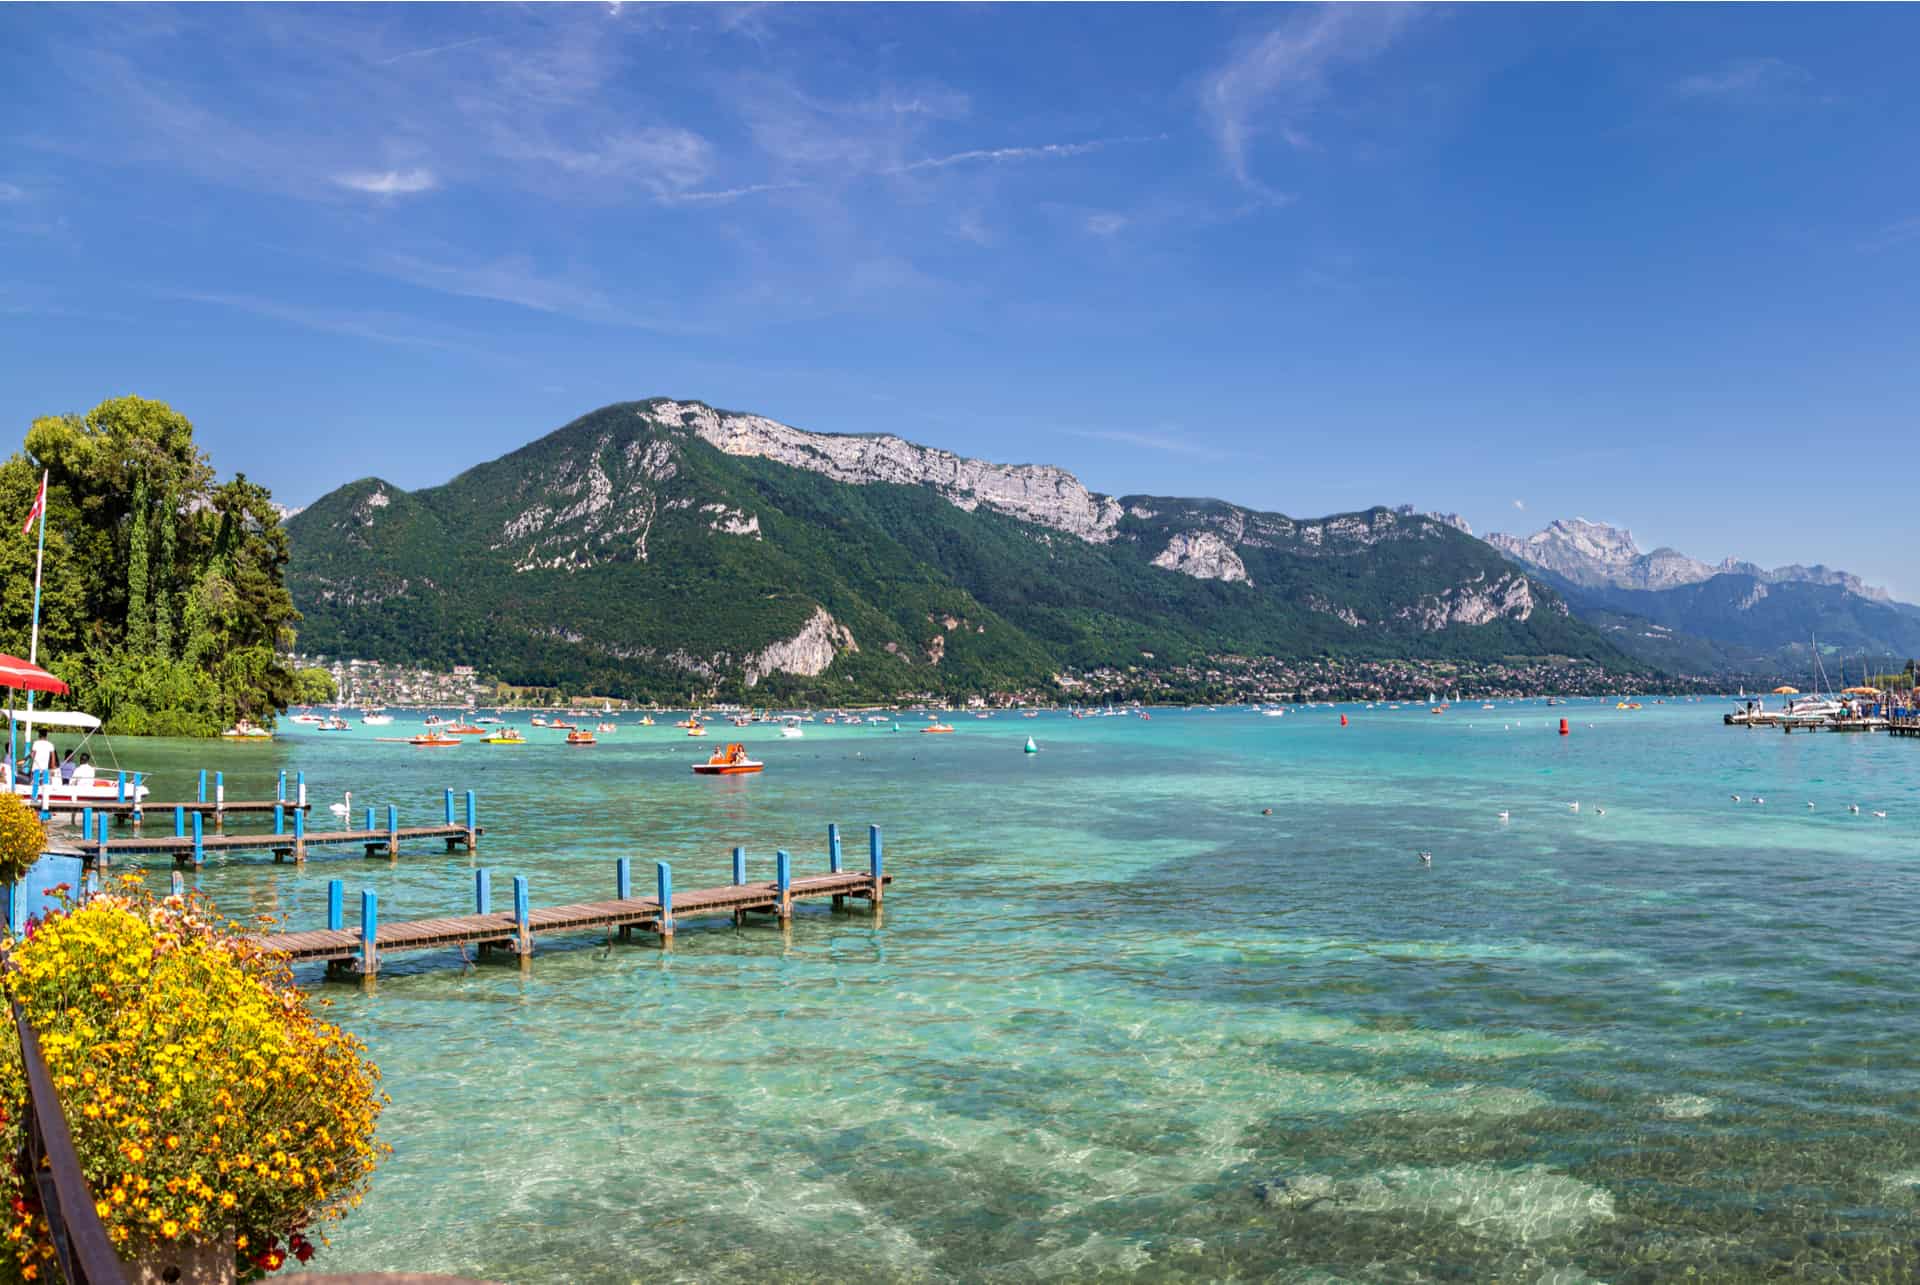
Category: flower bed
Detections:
[{"x1": 0, "y1": 879, "x2": 387, "y2": 1281}]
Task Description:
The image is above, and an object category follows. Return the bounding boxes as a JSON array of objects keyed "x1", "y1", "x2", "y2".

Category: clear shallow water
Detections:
[{"x1": 94, "y1": 702, "x2": 1920, "y2": 1281}]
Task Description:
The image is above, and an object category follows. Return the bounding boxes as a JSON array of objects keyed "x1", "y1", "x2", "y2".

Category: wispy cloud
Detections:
[
  {"x1": 333, "y1": 168, "x2": 438, "y2": 196},
  {"x1": 1068, "y1": 427, "x2": 1230, "y2": 460},
  {"x1": 1084, "y1": 212, "x2": 1128, "y2": 237},
  {"x1": 372, "y1": 251, "x2": 701, "y2": 332},
  {"x1": 894, "y1": 135, "x2": 1164, "y2": 174},
  {"x1": 1201, "y1": 4, "x2": 1416, "y2": 188},
  {"x1": 1512, "y1": 498, "x2": 1526, "y2": 511},
  {"x1": 375, "y1": 35, "x2": 491, "y2": 67},
  {"x1": 1672, "y1": 57, "x2": 1808, "y2": 99},
  {"x1": 664, "y1": 181, "x2": 806, "y2": 205},
  {"x1": 1862, "y1": 215, "x2": 1920, "y2": 253},
  {"x1": 161, "y1": 290, "x2": 471, "y2": 352}
]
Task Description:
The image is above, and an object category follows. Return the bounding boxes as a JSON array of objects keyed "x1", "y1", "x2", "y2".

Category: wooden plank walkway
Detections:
[
  {"x1": 87, "y1": 799, "x2": 311, "y2": 818},
  {"x1": 270, "y1": 871, "x2": 889, "y2": 975},
  {"x1": 261, "y1": 825, "x2": 894, "y2": 977},
  {"x1": 80, "y1": 823, "x2": 480, "y2": 868}
]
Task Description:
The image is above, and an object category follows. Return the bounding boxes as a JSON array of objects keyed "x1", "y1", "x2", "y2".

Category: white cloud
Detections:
[
  {"x1": 1513, "y1": 499, "x2": 1526, "y2": 511},
  {"x1": 375, "y1": 35, "x2": 491, "y2": 67},
  {"x1": 1085, "y1": 212, "x2": 1128, "y2": 237},
  {"x1": 1672, "y1": 57, "x2": 1807, "y2": 98},
  {"x1": 1201, "y1": 5, "x2": 1416, "y2": 187},
  {"x1": 333, "y1": 168, "x2": 438, "y2": 195},
  {"x1": 895, "y1": 135, "x2": 1162, "y2": 174}
]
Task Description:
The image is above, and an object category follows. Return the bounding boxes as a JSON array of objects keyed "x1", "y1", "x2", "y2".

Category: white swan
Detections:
[
  {"x1": 1496, "y1": 810, "x2": 1510, "y2": 821},
  {"x1": 1873, "y1": 810, "x2": 1888, "y2": 819},
  {"x1": 328, "y1": 790, "x2": 352, "y2": 820}
]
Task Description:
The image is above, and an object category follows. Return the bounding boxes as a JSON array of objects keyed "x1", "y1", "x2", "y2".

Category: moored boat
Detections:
[
  {"x1": 222, "y1": 721, "x2": 273, "y2": 740},
  {"x1": 922, "y1": 723, "x2": 954, "y2": 734},
  {"x1": 409, "y1": 731, "x2": 462, "y2": 748},
  {"x1": 566, "y1": 729, "x2": 597, "y2": 746}
]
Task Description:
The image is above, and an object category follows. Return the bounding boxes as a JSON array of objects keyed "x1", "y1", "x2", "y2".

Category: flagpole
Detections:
[{"x1": 18, "y1": 471, "x2": 47, "y2": 776}]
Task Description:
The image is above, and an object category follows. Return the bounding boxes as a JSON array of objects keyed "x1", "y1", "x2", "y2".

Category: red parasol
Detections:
[{"x1": 0, "y1": 655, "x2": 68, "y2": 696}]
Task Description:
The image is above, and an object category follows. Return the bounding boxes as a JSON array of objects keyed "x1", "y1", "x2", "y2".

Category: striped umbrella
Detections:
[{"x1": 0, "y1": 654, "x2": 68, "y2": 695}]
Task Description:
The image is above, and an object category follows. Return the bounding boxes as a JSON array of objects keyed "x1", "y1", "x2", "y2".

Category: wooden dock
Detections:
[
  {"x1": 1890, "y1": 714, "x2": 1920, "y2": 738},
  {"x1": 76, "y1": 790, "x2": 482, "y2": 868},
  {"x1": 261, "y1": 825, "x2": 890, "y2": 977}
]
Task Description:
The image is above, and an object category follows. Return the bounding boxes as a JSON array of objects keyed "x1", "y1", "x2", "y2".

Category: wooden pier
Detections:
[
  {"x1": 76, "y1": 791, "x2": 481, "y2": 869},
  {"x1": 260, "y1": 825, "x2": 890, "y2": 977},
  {"x1": 1892, "y1": 714, "x2": 1920, "y2": 738}
]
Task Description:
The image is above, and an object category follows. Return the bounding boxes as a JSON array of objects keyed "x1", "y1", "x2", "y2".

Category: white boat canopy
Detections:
[{"x1": 4, "y1": 709, "x2": 102, "y2": 730}]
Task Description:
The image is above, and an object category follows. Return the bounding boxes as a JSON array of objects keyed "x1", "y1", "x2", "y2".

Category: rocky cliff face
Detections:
[
  {"x1": 1395, "y1": 572, "x2": 1536, "y2": 630},
  {"x1": 743, "y1": 607, "x2": 857, "y2": 688},
  {"x1": 651, "y1": 400, "x2": 1127, "y2": 543},
  {"x1": 1150, "y1": 531, "x2": 1250, "y2": 583}
]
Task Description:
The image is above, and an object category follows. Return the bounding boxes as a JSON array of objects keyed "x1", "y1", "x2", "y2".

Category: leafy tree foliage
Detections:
[{"x1": 4, "y1": 398, "x2": 300, "y2": 735}]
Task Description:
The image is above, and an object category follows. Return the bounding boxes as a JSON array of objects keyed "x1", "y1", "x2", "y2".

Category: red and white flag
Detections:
[{"x1": 20, "y1": 471, "x2": 44, "y2": 537}]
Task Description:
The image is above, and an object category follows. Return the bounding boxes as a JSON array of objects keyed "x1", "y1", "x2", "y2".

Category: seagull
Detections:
[
  {"x1": 1568, "y1": 802, "x2": 1580, "y2": 812},
  {"x1": 1497, "y1": 810, "x2": 1510, "y2": 821},
  {"x1": 1595, "y1": 808, "x2": 1606, "y2": 816},
  {"x1": 1849, "y1": 804, "x2": 1860, "y2": 814},
  {"x1": 327, "y1": 790, "x2": 352, "y2": 820},
  {"x1": 1807, "y1": 802, "x2": 1816, "y2": 810},
  {"x1": 1732, "y1": 794, "x2": 1742, "y2": 802},
  {"x1": 1874, "y1": 810, "x2": 1889, "y2": 819},
  {"x1": 1755, "y1": 797, "x2": 1765, "y2": 805},
  {"x1": 1418, "y1": 851, "x2": 1432, "y2": 865}
]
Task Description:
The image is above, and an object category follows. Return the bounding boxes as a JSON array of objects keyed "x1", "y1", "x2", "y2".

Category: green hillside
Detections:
[{"x1": 286, "y1": 400, "x2": 1637, "y2": 700}]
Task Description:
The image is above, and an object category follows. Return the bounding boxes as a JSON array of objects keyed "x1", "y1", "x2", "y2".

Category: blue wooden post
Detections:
[
  {"x1": 474, "y1": 868, "x2": 492, "y2": 915},
  {"x1": 191, "y1": 812, "x2": 203, "y2": 867},
  {"x1": 364, "y1": 806, "x2": 375, "y2": 833},
  {"x1": 278, "y1": 769, "x2": 287, "y2": 803},
  {"x1": 829, "y1": 823, "x2": 842, "y2": 873},
  {"x1": 776, "y1": 849, "x2": 792, "y2": 920},
  {"x1": 656, "y1": 861, "x2": 673, "y2": 939},
  {"x1": 115, "y1": 774, "x2": 125, "y2": 803},
  {"x1": 294, "y1": 806, "x2": 306, "y2": 853},
  {"x1": 197, "y1": 769, "x2": 206, "y2": 803},
  {"x1": 616, "y1": 857, "x2": 631, "y2": 900},
  {"x1": 360, "y1": 889, "x2": 378, "y2": 973},
  {"x1": 130, "y1": 773, "x2": 142, "y2": 822},
  {"x1": 512, "y1": 875, "x2": 530, "y2": 955},
  {"x1": 173, "y1": 805, "x2": 185, "y2": 838},
  {"x1": 95, "y1": 811, "x2": 107, "y2": 849},
  {"x1": 869, "y1": 824, "x2": 884, "y2": 904},
  {"x1": 82, "y1": 807, "x2": 92, "y2": 843},
  {"x1": 214, "y1": 770, "x2": 224, "y2": 811},
  {"x1": 444, "y1": 788, "x2": 454, "y2": 825},
  {"x1": 327, "y1": 880, "x2": 343, "y2": 930},
  {"x1": 274, "y1": 802, "x2": 285, "y2": 835},
  {"x1": 34, "y1": 772, "x2": 48, "y2": 822},
  {"x1": 386, "y1": 804, "x2": 398, "y2": 857},
  {"x1": 465, "y1": 790, "x2": 477, "y2": 835},
  {"x1": 296, "y1": 770, "x2": 306, "y2": 809},
  {"x1": 732, "y1": 845, "x2": 746, "y2": 885}
]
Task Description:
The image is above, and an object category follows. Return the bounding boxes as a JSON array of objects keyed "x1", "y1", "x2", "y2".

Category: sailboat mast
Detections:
[{"x1": 17, "y1": 470, "x2": 48, "y2": 767}]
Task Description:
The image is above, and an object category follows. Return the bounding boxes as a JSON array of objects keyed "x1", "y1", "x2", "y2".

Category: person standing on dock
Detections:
[{"x1": 29, "y1": 730, "x2": 54, "y2": 780}]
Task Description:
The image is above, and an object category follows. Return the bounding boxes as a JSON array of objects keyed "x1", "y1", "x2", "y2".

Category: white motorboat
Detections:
[
  {"x1": 361, "y1": 712, "x2": 394, "y2": 726},
  {"x1": 7, "y1": 708, "x2": 151, "y2": 805}
]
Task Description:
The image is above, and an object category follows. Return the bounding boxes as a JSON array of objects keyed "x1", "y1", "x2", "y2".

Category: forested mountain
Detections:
[{"x1": 285, "y1": 399, "x2": 1632, "y2": 701}]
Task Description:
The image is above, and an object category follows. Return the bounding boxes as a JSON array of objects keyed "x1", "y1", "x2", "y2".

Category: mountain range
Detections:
[
  {"x1": 284, "y1": 399, "x2": 1628, "y2": 701},
  {"x1": 1481, "y1": 518, "x2": 1920, "y2": 673}
]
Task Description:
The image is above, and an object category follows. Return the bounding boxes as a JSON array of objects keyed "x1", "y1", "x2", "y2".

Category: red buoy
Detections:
[
  {"x1": 1559, "y1": 718, "x2": 1570, "y2": 736},
  {"x1": 1339, "y1": 713, "x2": 1349, "y2": 727}
]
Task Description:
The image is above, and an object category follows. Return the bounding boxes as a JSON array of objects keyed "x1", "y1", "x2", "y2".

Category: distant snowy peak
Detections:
[{"x1": 1485, "y1": 518, "x2": 1895, "y2": 603}]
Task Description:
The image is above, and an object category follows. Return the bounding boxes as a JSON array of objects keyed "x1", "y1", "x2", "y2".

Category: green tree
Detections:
[{"x1": 293, "y1": 668, "x2": 337, "y2": 704}]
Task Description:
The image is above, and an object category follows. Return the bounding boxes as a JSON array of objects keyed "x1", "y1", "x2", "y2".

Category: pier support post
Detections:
[
  {"x1": 214, "y1": 771, "x2": 225, "y2": 829},
  {"x1": 512, "y1": 875, "x2": 531, "y2": 957},
  {"x1": 170, "y1": 871, "x2": 184, "y2": 898},
  {"x1": 776, "y1": 850, "x2": 792, "y2": 922},
  {"x1": 95, "y1": 812, "x2": 109, "y2": 872},
  {"x1": 296, "y1": 771, "x2": 307, "y2": 811},
  {"x1": 197, "y1": 769, "x2": 206, "y2": 804},
  {"x1": 174, "y1": 805, "x2": 185, "y2": 838},
  {"x1": 474, "y1": 868, "x2": 492, "y2": 915},
  {"x1": 33, "y1": 771, "x2": 48, "y2": 823},
  {"x1": 293, "y1": 806, "x2": 306, "y2": 863},
  {"x1": 732, "y1": 846, "x2": 748, "y2": 924},
  {"x1": 116, "y1": 775, "x2": 124, "y2": 804},
  {"x1": 465, "y1": 790, "x2": 477, "y2": 851},
  {"x1": 360, "y1": 890, "x2": 378, "y2": 975},
  {"x1": 364, "y1": 806, "x2": 375, "y2": 834},
  {"x1": 387, "y1": 804, "x2": 398, "y2": 858},
  {"x1": 328, "y1": 880, "x2": 344, "y2": 931},
  {"x1": 130, "y1": 773, "x2": 142, "y2": 825},
  {"x1": 191, "y1": 812, "x2": 204, "y2": 869},
  {"x1": 82, "y1": 806, "x2": 92, "y2": 847},
  {"x1": 830, "y1": 823, "x2": 845, "y2": 908},
  {"x1": 444, "y1": 788, "x2": 454, "y2": 826},
  {"x1": 656, "y1": 862, "x2": 673, "y2": 942},
  {"x1": 274, "y1": 802, "x2": 285, "y2": 836},
  {"x1": 278, "y1": 770, "x2": 287, "y2": 805},
  {"x1": 869, "y1": 825, "x2": 884, "y2": 905},
  {"x1": 615, "y1": 858, "x2": 632, "y2": 940}
]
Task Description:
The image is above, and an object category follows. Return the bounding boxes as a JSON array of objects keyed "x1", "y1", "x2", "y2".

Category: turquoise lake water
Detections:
[{"x1": 84, "y1": 700, "x2": 1920, "y2": 1281}]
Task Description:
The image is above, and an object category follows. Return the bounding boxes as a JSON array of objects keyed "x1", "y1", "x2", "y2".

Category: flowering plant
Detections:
[
  {"x1": 0, "y1": 879, "x2": 387, "y2": 1281},
  {"x1": 0, "y1": 794, "x2": 45, "y2": 886}
]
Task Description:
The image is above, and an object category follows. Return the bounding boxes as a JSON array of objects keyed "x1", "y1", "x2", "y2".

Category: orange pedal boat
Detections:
[{"x1": 692, "y1": 743, "x2": 763, "y2": 775}]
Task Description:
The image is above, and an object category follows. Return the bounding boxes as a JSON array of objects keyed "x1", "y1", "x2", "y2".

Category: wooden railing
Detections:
[{"x1": 9, "y1": 996, "x2": 126, "y2": 1284}]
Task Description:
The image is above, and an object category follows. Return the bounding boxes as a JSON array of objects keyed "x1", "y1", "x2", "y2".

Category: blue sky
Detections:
[{"x1": 4, "y1": 4, "x2": 1918, "y2": 594}]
